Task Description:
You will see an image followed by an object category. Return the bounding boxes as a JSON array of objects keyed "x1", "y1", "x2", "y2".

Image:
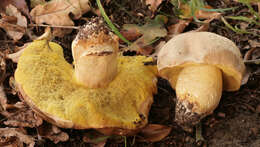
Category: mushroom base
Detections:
[
  {"x1": 174, "y1": 65, "x2": 223, "y2": 129},
  {"x1": 175, "y1": 99, "x2": 206, "y2": 132}
]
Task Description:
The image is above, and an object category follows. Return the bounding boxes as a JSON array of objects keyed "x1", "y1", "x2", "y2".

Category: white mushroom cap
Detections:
[{"x1": 157, "y1": 32, "x2": 245, "y2": 91}]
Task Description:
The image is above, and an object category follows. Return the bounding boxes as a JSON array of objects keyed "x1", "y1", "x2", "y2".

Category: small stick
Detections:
[{"x1": 28, "y1": 24, "x2": 80, "y2": 29}]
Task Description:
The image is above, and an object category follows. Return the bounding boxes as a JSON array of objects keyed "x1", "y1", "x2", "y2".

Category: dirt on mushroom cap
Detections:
[{"x1": 15, "y1": 39, "x2": 157, "y2": 131}]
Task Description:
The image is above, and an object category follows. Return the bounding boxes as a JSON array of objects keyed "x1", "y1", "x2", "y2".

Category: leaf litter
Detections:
[
  {"x1": 0, "y1": 0, "x2": 260, "y2": 146},
  {"x1": 30, "y1": 0, "x2": 91, "y2": 36},
  {"x1": 0, "y1": 4, "x2": 27, "y2": 41}
]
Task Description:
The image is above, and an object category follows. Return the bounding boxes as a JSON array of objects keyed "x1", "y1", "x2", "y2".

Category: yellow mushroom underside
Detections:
[{"x1": 15, "y1": 40, "x2": 157, "y2": 130}]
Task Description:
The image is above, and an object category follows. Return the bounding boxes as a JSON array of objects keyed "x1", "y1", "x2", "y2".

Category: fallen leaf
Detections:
[
  {"x1": 249, "y1": 40, "x2": 260, "y2": 48},
  {"x1": 145, "y1": 0, "x2": 163, "y2": 13},
  {"x1": 30, "y1": 0, "x2": 46, "y2": 8},
  {"x1": 195, "y1": 6, "x2": 221, "y2": 20},
  {"x1": 3, "y1": 102, "x2": 43, "y2": 128},
  {"x1": 0, "y1": 127, "x2": 35, "y2": 147},
  {"x1": 37, "y1": 123, "x2": 69, "y2": 144},
  {"x1": 30, "y1": 0, "x2": 91, "y2": 36},
  {"x1": 167, "y1": 4, "x2": 221, "y2": 39},
  {"x1": 137, "y1": 124, "x2": 172, "y2": 142},
  {"x1": 167, "y1": 19, "x2": 191, "y2": 38},
  {"x1": 0, "y1": 0, "x2": 30, "y2": 18},
  {"x1": 0, "y1": 4, "x2": 27, "y2": 41},
  {"x1": 124, "y1": 17, "x2": 167, "y2": 55},
  {"x1": 120, "y1": 28, "x2": 142, "y2": 43},
  {"x1": 83, "y1": 130, "x2": 109, "y2": 145}
]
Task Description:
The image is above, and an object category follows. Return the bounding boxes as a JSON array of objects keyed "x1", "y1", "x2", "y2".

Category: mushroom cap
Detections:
[
  {"x1": 157, "y1": 32, "x2": 245, "y2": 91},
  {"x1": 15, "y1": 40, "x2": 157, "y2": 135}
]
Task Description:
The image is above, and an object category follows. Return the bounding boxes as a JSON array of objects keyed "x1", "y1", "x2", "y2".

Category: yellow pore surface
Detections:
[
  {"x1": 15, "y1": 40, "x2": 157, "y2": 130},
  {"x1": 175, "y1": 65, "x2": 222, "y2": 114}
]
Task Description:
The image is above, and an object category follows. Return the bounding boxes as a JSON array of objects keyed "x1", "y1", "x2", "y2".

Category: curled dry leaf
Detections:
[
  {"x1": 0, "y1": 4, "x2": 27, "y2": 41},
  {"x1": 3, "y1": 102, "x2": 43, "y2": 128},
  {"x1": 37, "y1": 123, "x2": 69, "y2": 144},
  {"x1": 145, "y1": 0, "x2": 163, "y2": 13},
  {"x1": 137, "y1": 124, "x2": 172, "y2": 142},
  {"x1": 0, "y1": 127, "x2": 35, "y2": 147},
  {"x1": 30, "y1": 0, "x2": 91, "y2": 36}
]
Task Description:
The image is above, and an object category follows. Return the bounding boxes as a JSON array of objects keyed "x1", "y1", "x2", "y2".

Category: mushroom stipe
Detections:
[{"x1": 157, "y1": 32, "x2": 245, "y2": 129}]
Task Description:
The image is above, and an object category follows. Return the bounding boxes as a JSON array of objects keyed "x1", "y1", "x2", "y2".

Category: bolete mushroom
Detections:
[
  {"x1": 15, "y1": 18, "x2": 157, "y2": 135},
  {"x1": 157, "y1": 32, "x2": 245, "y2": 127}
]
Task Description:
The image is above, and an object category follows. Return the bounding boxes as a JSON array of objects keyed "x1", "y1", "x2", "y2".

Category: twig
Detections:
[
  {"x1": 244, "y1": 59, "x2": 260, "y2": 64},
  {"x1": 28, "y1": 24, "x2": 80, "y2": 29}
]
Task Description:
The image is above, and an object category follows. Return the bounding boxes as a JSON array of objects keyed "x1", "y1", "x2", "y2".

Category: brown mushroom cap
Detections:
[{"x1": 157, "y1": 32, "x2": 245, "y2": 91}]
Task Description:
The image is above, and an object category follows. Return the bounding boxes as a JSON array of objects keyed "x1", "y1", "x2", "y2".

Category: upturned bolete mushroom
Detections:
[
  {"x1": 15, "y1": 18, "x2": 157, "y2": 135},
  {"x1": 157, "y1": 32, "x2": 245, "y2": 127}
]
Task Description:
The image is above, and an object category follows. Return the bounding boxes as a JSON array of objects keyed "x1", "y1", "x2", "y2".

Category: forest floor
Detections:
[{"x1": 0, "y1": 0, "x2": 259, "y2": 147}]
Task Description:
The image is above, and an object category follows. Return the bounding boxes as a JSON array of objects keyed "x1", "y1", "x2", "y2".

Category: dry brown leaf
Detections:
[
  {"x1": 167, "y1": 19, "x2": 191, "y2": 39},
  {"x1": 249, "y1": 40, "x2": 260, "y2": 48},
  {"x1": 137, "y1": 124, "x2": 172, "y2": 142},
  {"x1": 0, "y1": 4, "x2": 27, "y2": 41},
  {"x1": 0, "y1": 127, "x2": 35, "y2": 147},
  {"x1": 83, "y1": 130, "x2": 109, "y2": 146},
  {"x1": 195, "y1": 6, "x2": 221, "y2": 20},
  {"x1": 3, "y1": 102, "x2": 43, "y2": 128},
  {"x1": 30, "y1": 0, "x2": 91, "y2": 36},
  {"x1": 0, "y1": 0, "x2": 30, "y2": 18},
  {"x1": 120, "y1": 28, "x2": 142, "y2": 43},
  {"x1": 37, "y1": 123, "x2": 69, "y2": 144},
  {"x1": 145, "y1": 0, "x2": 163, "y2": 13}
]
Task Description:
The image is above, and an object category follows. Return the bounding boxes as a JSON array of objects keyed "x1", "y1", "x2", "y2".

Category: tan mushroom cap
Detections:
[{"x1": 157, "y1": 31, "x2": 245, "y2": 91}]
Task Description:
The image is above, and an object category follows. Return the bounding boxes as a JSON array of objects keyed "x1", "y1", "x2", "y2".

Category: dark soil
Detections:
[{"x1": 1, "y1": 0, "x2": 260, "y2": 147}]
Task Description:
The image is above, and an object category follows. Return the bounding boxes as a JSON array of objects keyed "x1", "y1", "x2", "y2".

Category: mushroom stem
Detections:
[
  {"x1": 73, "y1": 44, "x2": 118, "y2": 88},
  {"x1": 72, "y1": 18, "x2": 119, "y2": 88},
  {"x1": 174, "y1": 65, "x2": 222, "y2": 126}
]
